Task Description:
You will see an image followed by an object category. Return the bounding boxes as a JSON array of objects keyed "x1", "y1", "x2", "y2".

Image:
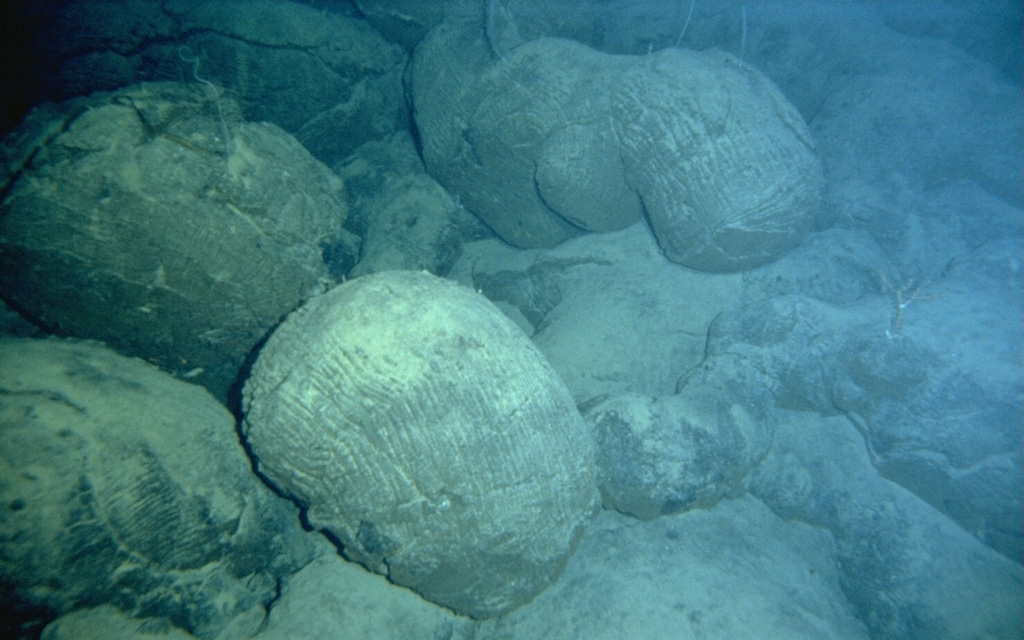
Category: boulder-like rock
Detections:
[
  {"x1": 3, "y1": 0, "x2": 408, "y2": 167},
  {"x1": 750, "y1": 411, "x2": 1023, "y2": 640},
  {"x1": 711, "y1": 259, "x2": 1024, "y2": 564},
  {"x1": 242, "y1": 270, "x2": 598, "y2": 619},
  {"x1": 0, "y1": 337, "x2": 316, "y2": 639},
  {"x1": 410, "y1": 16, "x2": 822, "y2": 272},
  {"x1": 478, "y1": 496, "x2": 871, "y2": 640},
  {"x1": 252, "y1": 552, "x2": 476, "y2": 640},
  {"x1": 0, "y1": 82, "x2": 356, "y2": 400},
  {"x1": 585, "y1": 353, "x2": 775, "y2": 520},
  {"x1": 611, "y1": 47, "x2": 822, "y2": 271},
  {"x1": 337, "y1": 131, "x2": 482, "y2": 278},
  {"x1": 410, "y1": 24, "x2": 641, "y2": 249}
]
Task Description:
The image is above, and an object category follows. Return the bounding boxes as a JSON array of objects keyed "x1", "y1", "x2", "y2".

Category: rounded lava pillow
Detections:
[
  {"x1": 242, "y1": 270, "x2": 598, "y2": 618},
  {"x1": 0, "y1": 82, "x2": 354, "y2": 400}
]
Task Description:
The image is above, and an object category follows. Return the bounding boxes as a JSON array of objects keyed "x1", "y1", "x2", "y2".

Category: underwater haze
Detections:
[{"x1": 0, "y1": 1, "x2": 1021, "y2": 639}]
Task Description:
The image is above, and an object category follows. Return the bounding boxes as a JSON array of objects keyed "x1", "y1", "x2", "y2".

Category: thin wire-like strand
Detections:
[
  {"x1": 674, "y1": 0, "x2": 696, "y2": 47},
  {"x1": 178, "y1": 46, "x2": 231, "y2": 159}
]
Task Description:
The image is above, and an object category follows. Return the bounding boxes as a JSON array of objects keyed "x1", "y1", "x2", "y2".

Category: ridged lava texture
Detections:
[
  {"x1": 0, "y1": 338, "x2": 315, "y2": 638},
  {"x1": 611, "y1": 48, "x2": 823, "y2": 272},
  {"x1": 242, "y1": 270, "x2": 598, "y2": 618},
  {"x1": 0, "y1": 82, "x2": 354, "y2": 401},
  {"x1": 410, "y1": 20, "x2": 823, "y2": 272}
]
